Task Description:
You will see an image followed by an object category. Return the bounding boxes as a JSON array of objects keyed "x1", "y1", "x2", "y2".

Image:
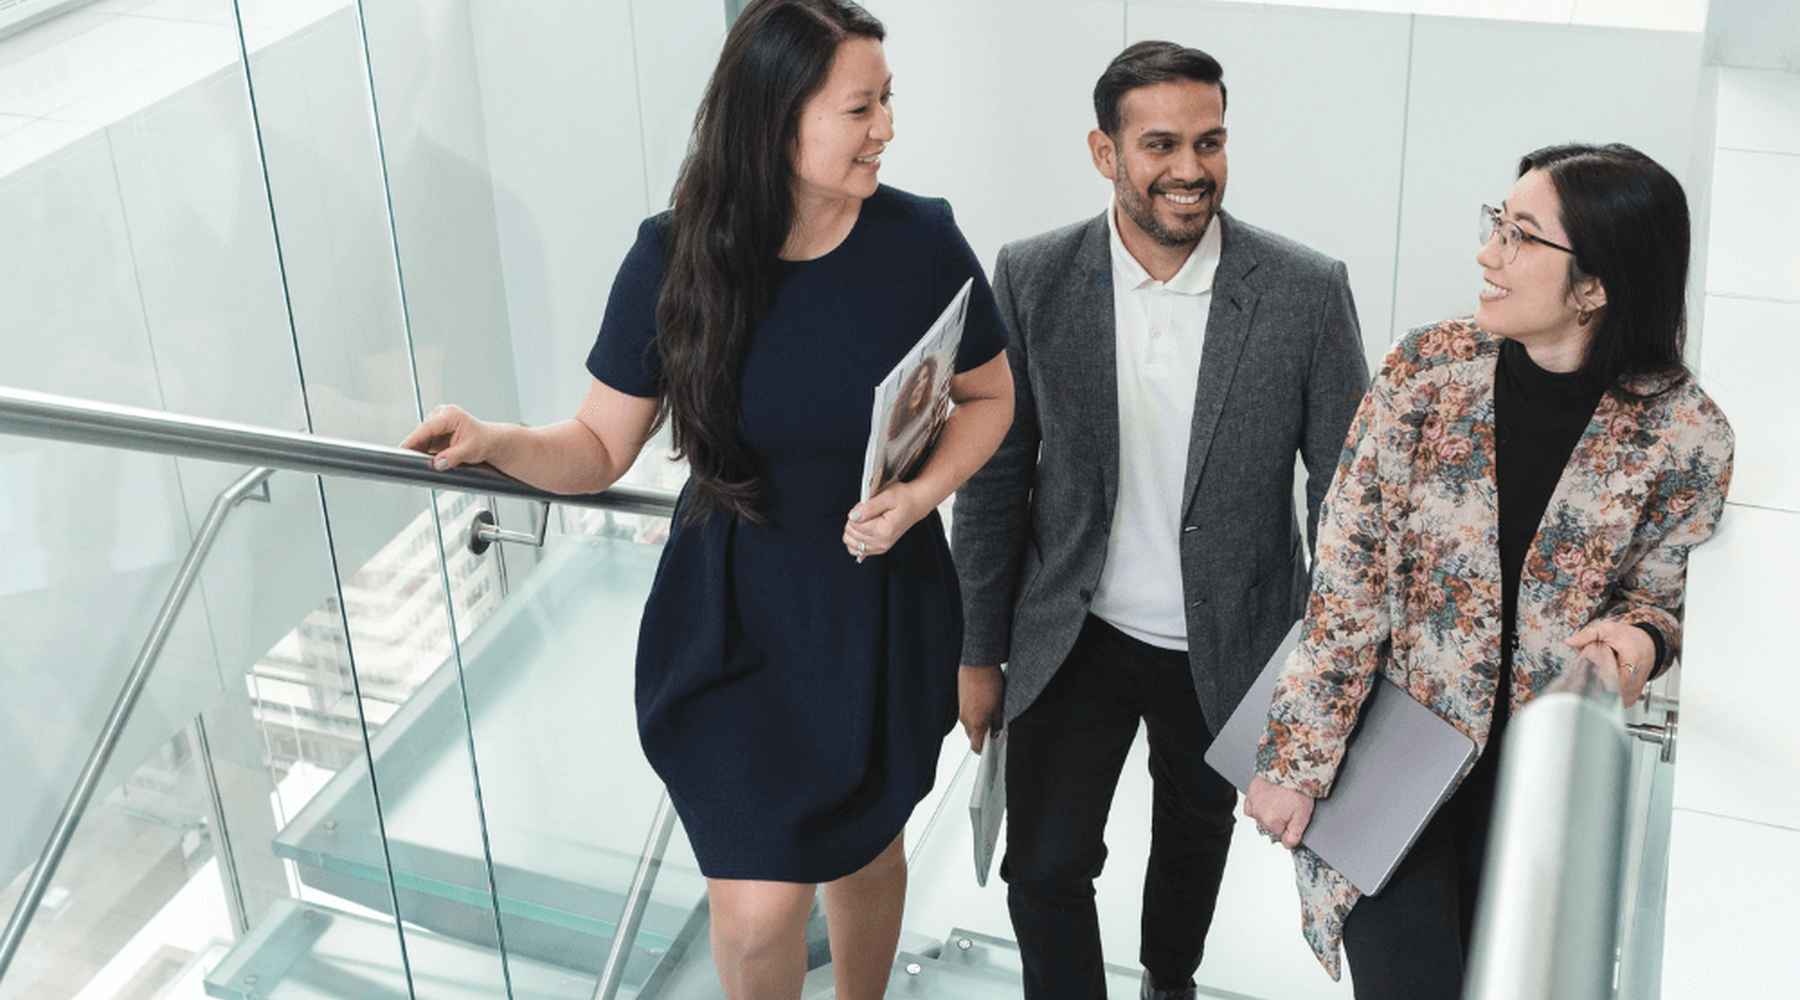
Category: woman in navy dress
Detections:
[{"x1": 402, "y1": 2, "x2": 1013, "y2": 996}]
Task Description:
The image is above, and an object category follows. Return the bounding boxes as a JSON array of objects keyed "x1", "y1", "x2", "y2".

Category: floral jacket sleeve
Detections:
[
  {"x1": 1255, "y1": 381, "x2": 1398, "y2": 799},
  {"x1": 1591, "y1": 422, "x2": 1735, "y2": 664}
]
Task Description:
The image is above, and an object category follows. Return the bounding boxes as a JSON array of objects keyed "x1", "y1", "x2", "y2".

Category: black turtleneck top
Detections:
[{"x1": 1491, "y1": 338, "x2": 1663, "y2": 737}]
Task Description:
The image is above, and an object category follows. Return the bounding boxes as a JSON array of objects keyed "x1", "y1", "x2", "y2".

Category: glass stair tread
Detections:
[
  {"x1": 203, "y1": 898, "x2": 625, "y2": 999},
  {"x1": 800, "y1": 951, "x2": 1030, "y2": 1000},
  {"x1": 935, "y1": 927, "x2": 1266, "y2": 1000},
  {"x1": 268, "y1": 537, "x2": 706, "y2": 944}
]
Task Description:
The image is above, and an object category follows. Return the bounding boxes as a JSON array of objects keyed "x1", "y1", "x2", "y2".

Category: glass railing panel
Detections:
[
  {"x1": 0, "y1": 0, "x2": 430, "y2": 990},
  {"x1": 1614, "y1": 683, "x2": 1679, "y2": 999},
  {"x1": 219, "y1": 0, "x2": 526, "y2": 991},
  {"x1": 238, "y1": 473, "x2": 697, "y2": 997},
  {"x1": 0, "y1": 716, "x2": 238, "y2": 1000},
  {"x1": 204, "y1": 897, "x2": 604, "y2": 1000},
  {"x1": 273, "y1": 475, "x2": 511, "y2": 998},
  {"x1": 582, "y1": 806, "x2": 723, "y2": 1000},
  {"x1": 0, "y1": 450, "x2": 416, "y2": 1000},
  {"x1": 413, "y1": 488, "x2": 708, "y2": 995}
]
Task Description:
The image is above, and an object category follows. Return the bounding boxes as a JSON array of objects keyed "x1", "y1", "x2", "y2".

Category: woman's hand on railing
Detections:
[
  {"x1": 1246, "y1": 775, "x2": 1315, "y2": 849},
  {"x1": 1565, "y1": 620, "x2": 1656, "y2": 708},
  {"x1": 401, "y1": 404, "x2": 497, "y2": 471}
]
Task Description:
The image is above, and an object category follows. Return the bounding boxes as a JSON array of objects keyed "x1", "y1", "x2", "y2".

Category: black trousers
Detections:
[
  {"x1": 1001, "y1": 616, "x2": 1237, "y2": 1000},
  {"x1": 1341, "y1": 696, "x2": 1510, "y2": 998}
]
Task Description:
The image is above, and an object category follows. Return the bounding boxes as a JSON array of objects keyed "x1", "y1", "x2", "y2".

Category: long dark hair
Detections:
[
  {"x1": 656, "y1": 0, "x2": 885, "y2": 524},
  {"x1": 1518, "y1": 143, "x2": 1691, "y2": 395}
]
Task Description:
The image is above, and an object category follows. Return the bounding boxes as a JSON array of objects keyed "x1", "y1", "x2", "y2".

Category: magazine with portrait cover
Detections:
[{"x1": 860, "y1": 278, "x2": 973, "y2": 502}]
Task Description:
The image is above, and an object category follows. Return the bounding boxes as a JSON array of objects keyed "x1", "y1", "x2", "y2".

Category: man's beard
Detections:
[{"x1": 1116, "y1": 174, "x2": 1218, "y2": 248}]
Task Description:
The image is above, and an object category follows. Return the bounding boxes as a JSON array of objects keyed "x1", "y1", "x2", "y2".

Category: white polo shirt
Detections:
[{"x1": 1089, "y1": 200, "x2": 1221, "y2": 651}]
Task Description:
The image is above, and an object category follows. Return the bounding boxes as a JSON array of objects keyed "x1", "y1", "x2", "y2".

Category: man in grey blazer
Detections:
[{"x1": 951, "y1": 42, "x2": 1369, "y2": 1000}]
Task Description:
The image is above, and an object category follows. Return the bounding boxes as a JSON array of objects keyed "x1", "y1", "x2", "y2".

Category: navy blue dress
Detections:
[{"x1": 586, "y1": 186, "x2": 1007, "y2": 882}]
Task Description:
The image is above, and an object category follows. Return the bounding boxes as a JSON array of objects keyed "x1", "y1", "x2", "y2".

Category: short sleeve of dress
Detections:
[
  {"x1": 585, "y1": 215, "x2": 669, "y2": 398},
  {"x1": 929, "y1": 199, "x2": 1008, "y2": 374}
]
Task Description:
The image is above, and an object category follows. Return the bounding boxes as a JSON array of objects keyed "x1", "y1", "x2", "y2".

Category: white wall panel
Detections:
[
  {"x1": 470, "y1": 1, "x2": 652, "y2": 428},
  {"x1": 1662, "y1": 809, "x2": 1800, "y2": 995},
  {"x1": 0, "y1": 116, "x2": 89, "y2": 177},
  {"x1": 1268, "y1": 0, "x2": 1416, "y2": 14},
  {"x1": 1681, "y1": 67, "x2": 1720, "y2": 370},
  {"x1": 240, "y1": 9, "x2": 421, "y2": 576},
  {"x1": 859, "y1": 0, "x2": 1125, "y2": 270},
  {"x1": 630, "y1": 0, "x2": 727, "y2": 211},
  {"x1": 1697, "y1": 296, "x2": 1800, "y2": 512},
  {"x1": 0, "y1": 133, "x2": 226, "y2": 883},
  {"x1": 1704, "y1": 0, "x2": 1800, "y2": 73},
  {"x1": 1677, "y1": 506, "x2": 1800, "y2": 830},
  {"x1": 1572, "y1": 0, "x2": 1706, "y2": 33},
  {"x1": 363, "y1": 0, "x2": 520, "y2": 427},
  {"x1": 1129, "y1": 0, "x2": 1410, "y2": 372},
  {"x1": 1408, "y1": 0, "x2": 1571, "y2": 22},
  {"x1": 1393, "y1": 16, "x2": 1702, "y2": 341},
  {"x1": 104, "y1": 67, "x2": 332, "y2": 689},
  {"x1": 1715, "y1": 68, "x2": 1800, "y2": 156},
  {"x1": 1706, "y1": 148, "x2": 1800, "y2": 301},
  {"x1": 1237, "y1": 0, "x2": 1709, "y2": 31}
]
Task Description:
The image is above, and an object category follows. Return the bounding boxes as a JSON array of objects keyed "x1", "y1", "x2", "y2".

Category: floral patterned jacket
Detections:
[{"x1": 1254, "y1": 318, "x2": 1735, "y2": 978}]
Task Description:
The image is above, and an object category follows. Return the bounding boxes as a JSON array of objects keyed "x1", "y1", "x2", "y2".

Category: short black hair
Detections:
[
  {"x1": 1517, "y1": 143, "x2": 1691, "y2": 394},
  {"x1": 1094, "y1": 41, "x2": 1227, "y2": 136}
]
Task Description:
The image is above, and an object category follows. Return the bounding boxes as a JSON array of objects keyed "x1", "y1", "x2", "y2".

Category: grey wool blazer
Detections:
[{"x1": 952, "y1": 210, "x2": 1371, "y2": 729}]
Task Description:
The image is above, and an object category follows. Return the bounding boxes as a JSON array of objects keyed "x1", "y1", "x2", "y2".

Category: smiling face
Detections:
[
  {"x1": 1091, "y1": 79, "x2": 1228, "y2": 248},
  {"x1": 791, "y1": 36, "x2": 893, "y2": 205},
  {"x1": 1475, "y1": 168, "x2": 1606, "y2": 348}
]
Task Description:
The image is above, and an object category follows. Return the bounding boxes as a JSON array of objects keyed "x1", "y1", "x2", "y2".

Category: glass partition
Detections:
[{"x1": 0, "y1": 450, "x2": 425, "y2": 1000}]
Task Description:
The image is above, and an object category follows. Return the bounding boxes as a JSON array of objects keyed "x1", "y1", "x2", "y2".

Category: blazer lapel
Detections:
[
  {"x1": 1182, "y1": 213, "x2": 1261, "y2": 521},
  {"x1": 1512, "y1": 389, "x2": 1655, "y2": 703}
]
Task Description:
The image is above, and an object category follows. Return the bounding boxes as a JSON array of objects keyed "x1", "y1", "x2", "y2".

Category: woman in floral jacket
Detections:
[{"x1": 1243, "y1": 143, "x2": 1735, "y2": 997}]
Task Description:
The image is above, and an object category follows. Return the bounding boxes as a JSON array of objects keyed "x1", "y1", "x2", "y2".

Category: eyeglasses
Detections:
[{"x1": 1479, "y1": 204, "x2": 1577, "y2": 265}]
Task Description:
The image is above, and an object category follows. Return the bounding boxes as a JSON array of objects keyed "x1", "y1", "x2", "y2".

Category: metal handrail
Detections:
[
  {"x1": 0, "y1": 466, "x2": 276, "y2": 980},
  {"x1": 593, "y1": 793, "x2": 678, "y2": 1000},
  {"x1": 0, "y1": 386, "x2": 679, "y2": 515},
  {"x1": 0, "y1": 384, "x2": 682, "y2": 985},
  {"x1": 1463, "y1": 680, "x2": 1635, "y2": 999}
]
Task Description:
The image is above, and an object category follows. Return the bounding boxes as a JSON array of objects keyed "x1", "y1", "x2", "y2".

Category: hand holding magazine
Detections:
[{"x1": 860, "y1": 279, "x2": 973, "y2": 502}]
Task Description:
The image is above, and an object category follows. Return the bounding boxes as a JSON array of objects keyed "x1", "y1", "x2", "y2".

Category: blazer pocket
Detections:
[
  {"x1": 1244, "y1": 558, "x2": 1302, "y2": 631},
  {"x1": 1242, "y1": 558, "x2": 1285, "y2": 596},
  {"x1": 1015, "y1": 540, "x2": 1047, "y2": 607}
]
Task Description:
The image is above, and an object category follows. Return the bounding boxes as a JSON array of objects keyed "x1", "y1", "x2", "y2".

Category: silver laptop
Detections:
[{"x1": 1204, "y1": 621, "x2": 1477, "y2": 896}]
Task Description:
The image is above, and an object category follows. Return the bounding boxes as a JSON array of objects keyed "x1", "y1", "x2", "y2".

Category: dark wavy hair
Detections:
[
  {"x1": 1093, "y1": 41, "x2": 1226, "y2": 137},
  {"x1": 1518, "y1": 143, "x2": 1691, "y2": 395},
  {"x1": 655, "y1": 0, "x2": 884, "y2": 525}
]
